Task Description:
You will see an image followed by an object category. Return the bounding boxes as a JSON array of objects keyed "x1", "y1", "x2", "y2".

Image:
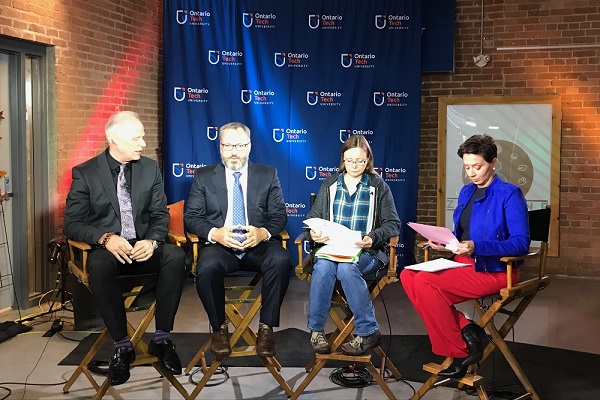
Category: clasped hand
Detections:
[
  {"x1": 216, "y1": 225, "x2": 266, "y2": 250},
  {"x1": 106, "y1": 236, "x2": 155, "y2": 264}
]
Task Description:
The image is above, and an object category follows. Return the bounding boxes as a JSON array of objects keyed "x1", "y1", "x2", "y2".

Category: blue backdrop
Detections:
[{"x1": 163, "y1": 0, "x2": 421, "y2": 267}]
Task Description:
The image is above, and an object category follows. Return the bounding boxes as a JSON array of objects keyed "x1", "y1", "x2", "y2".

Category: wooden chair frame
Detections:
[
  {"x1": 62, "y1": 240, "x2": 189, "y2": 399},
  {"x1": 291, "y1": 234, "x2": 402, "y2": 400},
  {"x1": 176, "y1": 231, "x2": 293, "y2": 400},
  {"x1": 411, "y1": 209, "x2": 551, "y2": 400}
]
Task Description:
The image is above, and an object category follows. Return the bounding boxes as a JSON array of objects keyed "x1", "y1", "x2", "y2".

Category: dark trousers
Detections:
[
  {"x1": 195, "y1": 240, "x2": 291, "y2": 331},
  {"x1": 87, "y1": 243, "x2": 187, "y2": 341}
]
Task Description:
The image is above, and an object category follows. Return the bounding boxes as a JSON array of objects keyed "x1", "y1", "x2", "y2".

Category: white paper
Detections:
[
  {"x1": 303, "y1": 218, "x2": 362, "y2": 248},
  {"x1": 404, "y1": 258, "x2": 471, "y2": 272}
]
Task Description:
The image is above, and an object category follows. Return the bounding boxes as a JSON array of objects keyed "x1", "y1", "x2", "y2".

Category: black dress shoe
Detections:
[
  {"x1": 148, "y1": 340, "x2": 182, "y2": 375},
  {"x1": 108, "y1": 347, "x2": 135, "y2": 386},
  {"x1": 256, "y1": 325, "x2": 276, "y2": 357},
  {"x1": 210, "y1": 328, "x2": 232, "y2": 358}
]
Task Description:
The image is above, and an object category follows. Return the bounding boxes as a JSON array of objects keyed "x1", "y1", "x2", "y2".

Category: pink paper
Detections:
[{"x1": 407, "y1": 222, "x2": 458, "y2": 245}]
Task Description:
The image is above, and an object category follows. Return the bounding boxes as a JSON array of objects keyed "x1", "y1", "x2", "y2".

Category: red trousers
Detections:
[{"x1": 400, "y1": 255, "x2": 518, "y2": 358}]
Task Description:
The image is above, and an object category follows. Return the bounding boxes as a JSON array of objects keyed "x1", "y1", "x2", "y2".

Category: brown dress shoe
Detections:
[
  {"x1": 210, "y1": 327, "x2": 232, "y2": 358},
  {"x1": 256, "y1": 325, "x2": 276, "y2": 357}
]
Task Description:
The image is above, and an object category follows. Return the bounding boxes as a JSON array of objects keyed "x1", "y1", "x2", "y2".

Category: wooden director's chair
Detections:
[
  {"x1": 411, "y1": 208, "x2": 551, "y2": 400},
  {"x1": 62, "y1": 240, "x2": 188, "y2": 400},
  {"x1": 166, "y1": 201, "x2": 293, "y2": 400},
  {"x1": 291, "y1": 222, "x2": 402, "y2": 400}
]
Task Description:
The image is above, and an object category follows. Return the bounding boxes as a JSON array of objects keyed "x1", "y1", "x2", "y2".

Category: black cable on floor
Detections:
[
  {"x1": 188, "y1": 364, "x2": 230, "y2": 387},
  {"x1": 0, "y1": 387, "x2": 10, "y2": 400},
  {"x1": 329, "y1": 364, "x2": 373, "y2": 388}
]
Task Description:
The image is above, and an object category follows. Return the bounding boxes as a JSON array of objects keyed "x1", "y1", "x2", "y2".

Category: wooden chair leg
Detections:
[{"x1": 63, "y1": 328, "x2": 111, "y2": 394}]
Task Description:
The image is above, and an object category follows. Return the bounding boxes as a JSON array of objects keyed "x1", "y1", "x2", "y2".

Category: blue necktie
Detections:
[
  {"x1": 232, "y1": 172, "x2": 246, "y2": 257},
  {"x1": 117, "y1": 164, "x2": 136, "y2": 240}
]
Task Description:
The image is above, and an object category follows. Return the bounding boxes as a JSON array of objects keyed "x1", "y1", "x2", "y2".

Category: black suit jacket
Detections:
[
  {"x1": 64, "y1": 151, "x2": 170, "y2": 245},
  {"x1": 184, "y1": 162, "x2": 287, "y2": 241}
]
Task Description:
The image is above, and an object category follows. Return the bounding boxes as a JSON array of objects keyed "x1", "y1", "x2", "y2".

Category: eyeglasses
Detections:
[
  {"x1": 221, "y1": 142, "x2": 250, "y2": 151},
  {"x1": 344, "y1": 159, "x2": 367, "y2": 166}
]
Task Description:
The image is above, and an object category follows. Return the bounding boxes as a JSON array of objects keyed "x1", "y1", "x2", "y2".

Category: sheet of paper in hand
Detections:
[
  {"x1": 407, "y1": 222, "x2": 460, "y2": 252},
  {"x1": 304, "y1": 218, "x2": 362, "y2": 262}
]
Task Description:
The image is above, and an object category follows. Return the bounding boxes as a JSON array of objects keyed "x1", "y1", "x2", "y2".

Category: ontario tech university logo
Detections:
[
  {"x1": 308, "y1": 14, "x2": 343, "y2": 30},
  {"x1": 241, "y1": 89, "x2": 275, "y2": 105},
  {"x1": 208, "y1": 50, "x2": 243, "y2": 66},
  {"x1": 374, "y1": 14, "x2": 410, "y2": 30},
  {"x1": 173, "y1": 86, "x2": 209, "y2": 103},
  {"x1": 285, "y1": 201, "x2": 307, "y2": 218},
  {"x1": 305, "y1": 165, "x2": 337, "y2": 181},
  {"x1": 340, "y1": 53, "x2": 376, "y2": 69},
  {"x1": 339, "y1": 129, "x2": 374, "y2": 143},
  {"x1": 272, "y1": 127, "x2": 308, "y2": 143},
  {"x1": 274, "y1": 52, "x2": 309, "y2": 68},
  {"x1": 206, "y1": 126, "x2": 219, "y2": 140},
  {"x1": 373, "y1": 91, "x2": 408, "y2": 107},
  {"x1": 172, "y1": 162, "x2": 206, "y2": 179},
  {"x1": 242, "y1": 12, "x2": 276, "y2": 29},
  {"x1": 176, "y1": 9, "x2": 210, "y2": 26},
  {"x1": 306, "y1": 91, "x2": 342, "y2": 107}
]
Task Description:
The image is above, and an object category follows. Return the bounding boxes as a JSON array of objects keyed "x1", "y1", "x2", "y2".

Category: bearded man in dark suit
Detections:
[
  {"x1": 184, "y1": 121, "x2": 291, "y2": 358},
  {"x1": 64, "y1": 111, "x2": 186, "y2": 386}
]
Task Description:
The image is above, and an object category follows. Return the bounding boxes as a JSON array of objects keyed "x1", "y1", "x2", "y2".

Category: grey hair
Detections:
[
  {"x1": 105, "y1": 111, "x2": 141, "y2": 142},
  {"x1": 219, "y1": 122, "x2": 251, "y2": 141}
]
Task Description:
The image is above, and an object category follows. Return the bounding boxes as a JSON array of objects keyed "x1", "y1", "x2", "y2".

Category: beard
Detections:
[{"x1": 221, "y1": 154, "x2": 248, "y2": 171}]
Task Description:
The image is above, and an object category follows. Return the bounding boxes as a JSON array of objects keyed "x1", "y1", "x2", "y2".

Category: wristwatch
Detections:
[{"x1": 151, "y1": 240, "x2": 159, "y2": 250}]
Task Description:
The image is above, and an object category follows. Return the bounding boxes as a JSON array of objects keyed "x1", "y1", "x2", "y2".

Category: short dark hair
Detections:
[{"x1": 457, "y1": 134, "x2": 497, "y2": 163}]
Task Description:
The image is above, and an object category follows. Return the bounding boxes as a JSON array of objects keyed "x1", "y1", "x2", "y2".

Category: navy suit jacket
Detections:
[
  {"x1": 184, "y1": 162, "x2": 287, "y2": 241},
  {"x1": 64, "y1": 151, "x2": 170, "y2": 245}
]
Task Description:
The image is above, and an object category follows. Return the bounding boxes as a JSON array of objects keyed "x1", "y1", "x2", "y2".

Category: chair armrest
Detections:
[
  {"x1": 293, "y1": 232, "x2": 312, "y2": 280},
  {"x1": 167, "y1": 230, "x2": 187, "y2": 246},
  {"x1": 500, "y1": 249, "x2": 543, "y2": 289},
  {"x1": 386, "y1": 236, "x2": 399, "y2": 278},
  {"x1": 67, "y1": 240, "x2": 91, "y2": 286},
  {"x1": 280, "y1": 229, "x2": 289, "y2": 250}
]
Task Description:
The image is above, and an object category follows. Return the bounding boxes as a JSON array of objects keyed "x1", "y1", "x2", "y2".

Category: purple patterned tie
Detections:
[
  {"x1": 117, "y1": 164, "x2": 136, "y2": 240},
  {"x1": 232, "y1": 172, "x2": 246, "y2": 257}
]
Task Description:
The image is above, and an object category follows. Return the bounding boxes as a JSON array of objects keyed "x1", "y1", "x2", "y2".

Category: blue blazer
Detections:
[{"x1": 454, "y1": 176, "x2": 531, "y2": 272}]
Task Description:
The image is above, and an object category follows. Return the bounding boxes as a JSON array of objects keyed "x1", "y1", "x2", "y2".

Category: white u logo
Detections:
[
  {"x1": 273, "y1": 129, "x2": 284, "y2": 143},
  {"x1": 274, "y1": 53, "x2": 286, "y2": 67},
  {"x1": 176, "y1": 10, "x2": 188, "y2": 25},
  {"x1": 373, "y1": 92, "x2": 385, "y2": 107},
  {"x1": 340, "y1": 54, "x2": 352, "y2": 68},
  {"x1": 173, "y1": 87, "x2": 186, "y2": 102},
  {"x1": 375, "y1": 15, "x2": 386, "y2": 29}
]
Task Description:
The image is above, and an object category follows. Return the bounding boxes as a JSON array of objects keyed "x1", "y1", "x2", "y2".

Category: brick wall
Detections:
[
  {"x1": 2, "y1": 0, "x2": 599, "y2": 277},
  {"x1": 0, "y1": 0, "x2": 163, "y2": 220},
  {"x1": 420, "y1": 0, "x2": 600, "y2": 276}
]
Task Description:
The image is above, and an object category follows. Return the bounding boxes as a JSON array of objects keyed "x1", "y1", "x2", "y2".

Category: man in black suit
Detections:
[
  {"x1": 185, "y1": 121, "x2": 291, "y2": 358},
  {"x1": 64, "y1": 111, "x2": 186, "y2": 386}
]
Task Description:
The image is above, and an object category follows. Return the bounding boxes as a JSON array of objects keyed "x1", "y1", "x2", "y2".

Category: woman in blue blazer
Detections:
[{"x1": 400, "y1": 134, "x2": 530, "y2": 379}]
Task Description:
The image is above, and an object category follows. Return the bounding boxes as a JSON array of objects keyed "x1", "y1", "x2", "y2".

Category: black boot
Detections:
[
  {"x1": 460, "y1": 323, "x2": 486, "y2": 366},
  {"x1": 438, "y1": 323, "x2": 488, "y2": 379},
  {"x1": 437, "y1": 357, "x2": 470, "y2": 379}
]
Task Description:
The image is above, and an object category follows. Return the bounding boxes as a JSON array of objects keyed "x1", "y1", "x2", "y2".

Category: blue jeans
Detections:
[{"x1": 308, "y1": 251, "x2": 382, "y2": 337}]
